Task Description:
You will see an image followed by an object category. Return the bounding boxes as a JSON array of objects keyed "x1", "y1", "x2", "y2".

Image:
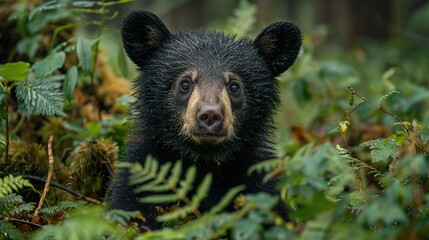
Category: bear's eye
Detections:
[
  {"x1": 179, "y1": 78, "x2": 192, "y2": 92},
  {"x1": 228, "y1": 81, "x2": 240, "y2": 94}
]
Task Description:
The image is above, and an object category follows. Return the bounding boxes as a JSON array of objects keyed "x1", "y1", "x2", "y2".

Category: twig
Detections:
[
  {"x1": 22, "y1": 175, "x2": 101, "y2": 204},
  {"x1": 347, "y1": 85, "x2": 409, "y2": 134},
  {"x1": 5, "y1": 217, "x2": 43, "y2": 229},
  {"x1": 33, "y1": 135, "x2": 54, "y2": 218}
]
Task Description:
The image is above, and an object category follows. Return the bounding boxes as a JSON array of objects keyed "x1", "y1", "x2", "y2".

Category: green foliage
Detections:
[
  {"x1": 225, "y1": 0, "x2": 257, "y2": 37},
  {"x1": 119, "y1": 157, "x2": 220, "y2": 223},
  {"x1": 76, "y1": 38, "x2": 93, "y2": 75},
  {"x1": 39, "y1": 201, "x2": 85, "y2": 216},
  {"x1": 0, "y1": 62, "x2": 30, "y2": 82},
  {"x1": 0, "y1": 194, "x2": 25, "y2": 216},
  {"x1": 1, "y1": 0, "x2": 429, "y2": 239},
  {"x1": 31, "y1": 205, "x2": 136, "y2": 240},
  {"x1": 0, "y1": 220, "x2": 26, "y2": 240},
  {"x1": 360, "y1": 138, "x2": 398, "y2": 162},
  {"x1": 16, "y1": 77, "x2": 65, "y2": 117},
  {"x1": 0, "y1": 194, "x2": 33, "y2": 240},
  {"x1": 63, "y1": 66, "x2": 78, "y2": 108},
  {"x1": 0, "y1": 175, "x2": 35, "y2": 197},
  {"x1": 31, "y1": 51, "x2": 65, "y2": 79}
]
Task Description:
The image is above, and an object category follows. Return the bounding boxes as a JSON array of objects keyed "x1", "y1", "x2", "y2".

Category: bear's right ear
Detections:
[
  {"x1": 253, "y1": 21, "x2": 302, "y2": 76},
  {"x1": 121, "y1": 10, "x2": 171, "y2": 66}
]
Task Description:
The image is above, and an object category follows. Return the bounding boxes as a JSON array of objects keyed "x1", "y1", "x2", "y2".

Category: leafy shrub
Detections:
[{"x1": 1, "y1": 0, "x2": 429, "y2": 239}]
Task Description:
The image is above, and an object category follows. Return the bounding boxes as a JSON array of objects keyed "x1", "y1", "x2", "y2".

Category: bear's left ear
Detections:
[
  {"x1": 121, "y1": 10, "x2": 172, "y2": 66},
  {"x1": 253, "y1": 22, "x2": 302, "y2": 76}
]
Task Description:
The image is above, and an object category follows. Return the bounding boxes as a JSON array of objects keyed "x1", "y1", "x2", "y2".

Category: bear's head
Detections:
[{"x1": 122, "y1": 10, "x2": 302, "y2": 163}]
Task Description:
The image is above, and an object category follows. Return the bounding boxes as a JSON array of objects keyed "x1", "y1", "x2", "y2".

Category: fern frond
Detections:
[
  {"x1": 39, "y1": 200, "x2": 85, "y2": 216},
  {"x1": 15, "y1": 76, "x2": 65, "y2": 116},
  {"x1": 378, "y1": 90, "x2": 400, "y2": 104},
  {"x1": 0, "y1": 194, "x2": 23, "y2": 216},
  {"x1": 0, "y1": 175, "x2": 35, "y2": 197},
  {"x1": 121, "y1": 156, "x2": 217, "y2": 223},
  {"x1": 0, "y1": 220, "x2": 26, "y2": 240},
  {"x1": 338, "y1": 147, "x2": 384, "y2": 180},
  {"x1": 209, "y1": 185, "x2": 246, "y2": 215},
  {"x1": 190, "y1": 173, "x2": 212, "y2": 209},
  {"x1": 247, "y1": 157, "x2": 287, "y2": 176},
  {"x1": 10, "y1": 202, "x2": 35, "y2": 216},
  {"x1": 156, "y1": 174, "x2": 212, "y2": 222},
  {"x1": 107, "y1": 209, "x2": 145, "y2": 226}
]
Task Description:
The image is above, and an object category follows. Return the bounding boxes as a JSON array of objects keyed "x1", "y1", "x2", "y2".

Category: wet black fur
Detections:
[{"x1": 108, "y1": 10, "x2": 302, "y2": 229}]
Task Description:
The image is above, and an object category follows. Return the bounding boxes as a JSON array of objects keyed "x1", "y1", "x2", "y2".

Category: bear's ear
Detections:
[
  {"x1": 253, "y1": 21, "x2": 302, "y2": 76},
  {"x1": 121, "y1": 10, "x2": 171, "y2": 66}
]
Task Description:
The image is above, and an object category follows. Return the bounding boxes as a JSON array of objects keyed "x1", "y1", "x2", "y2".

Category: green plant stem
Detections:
[
  {"x1": 49, "y1": 21, "x2": 100, "y2": 52},
  {"x1": 90, "y1": 0, "x2": 107, "y2": 122},
  {"x1": 347, "y1": 85, "x2": 409, "y2": 134},
  {"x1": 1, "y1": 82, "x2": 10, "y2": 164}
]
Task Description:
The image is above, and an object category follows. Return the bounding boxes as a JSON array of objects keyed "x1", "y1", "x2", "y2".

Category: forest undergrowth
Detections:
[{"x1": 1, "y1": 0, "x2": 429, "y2": 239}]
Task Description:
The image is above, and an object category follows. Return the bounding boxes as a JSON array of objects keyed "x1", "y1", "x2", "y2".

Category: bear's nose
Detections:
[{"x1": 197, "y1": 105, "x2": 223, "y2": 131}]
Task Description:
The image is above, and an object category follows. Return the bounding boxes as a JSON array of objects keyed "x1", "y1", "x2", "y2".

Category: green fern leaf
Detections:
[
  {"x1": 209, "y1": 185, "x2": 245, "y2": 215},
  {"x1": 0, "y1": 175, "x2": 35, "y2": 197},
  {"x1": 361, "y1": 138, "x2": 398, "y2": 162},
  {"x1": 0, "y1": 194, "x2": 24, "y2": 215},
  {"x1": 378, "y1": 90, "x2": 400, "y2": 104},
  {"x1": 39, "y1": 201, "x2": 85, "y2": 216},
  {"x1": 178, "y1": 166, "x2": 196, "y2": 199},
  {"x1": 190, "y1": 173, "x2": 212, "y2": 209},
  {"x1": 16, "y1": 76, "x2": 65, "y2": 116},
  {"x1": 107, "y1": 209, "x2": 144, "y2": 226},
  {"x1": 168, "y1": 160, "x2": 183, "y2": 187},
  {"x1": 0, "y1": 220, "x2": 26, "y2": 240},
  {"x1": 139, "y1": 193, "x2": 182, "y2": 204},
  {"x1": 10, "y1": 202, "x2": 35, "y2": 216},
  {"x1": 157, "y1": 204, "x2": 198, "y2": 222}
]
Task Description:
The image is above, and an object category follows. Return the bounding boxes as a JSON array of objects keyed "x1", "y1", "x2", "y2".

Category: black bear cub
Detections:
[{"x1": 108, "y1": 10, "x2": 302, "y2": 229}]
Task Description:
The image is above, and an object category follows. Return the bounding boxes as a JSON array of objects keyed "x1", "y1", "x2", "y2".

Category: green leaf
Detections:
[
  {"x1": 32, "y1": 51, "x2": 65, "y2": 78},
  {"x1": 360, "y1": 138, "x2": 398, "y2": 162},
  {"x1": 233, "y1": 219, "x2": 261, "y2": 240},
  {"x1": 190, "y1": 173, "x2": 212, "y2": 208},
  {"x1": 0, "y1": 221, "x2": 26, "y2": 240},
  {"x1": 209, "y1": 185, "x2": 245, "y2": 215},
  {"x1": 291, "y1": 192, "x2": 336, "y2": 219},
  {"x1": 77, "y1": 37, "x2": 93, "y2": 74},
  {"x1": 418, "y1": 127, "x2": 429, "y2": 144},
  {"x1": 0, "y1": 62, "x2": 30, "y2": 82},
  {"x1": 17, "y1": 36, "x2": 42, "y2": 60},
  {"x1": 293, "y1": 79, "x2": 312, "y2": 106},
  {"x1": 0, "y1": 175, "x2": 35, "y2": 197},
  {"x1": 378, "y1": 90, "x2": 400, "y2": 104},
  {"x1": 28, "y1": 0, "x2": 66, "y2": 20},
  {"x1": 381, "y1": 67, "x2": 396, "y2": 91},
  {"x1": 140, "y1": 193, "x2": 182, "y2": 204},
  {"x1": 117, "y1": 44, "x2": 129, "y2": 77},
  {"x1": 319, "y1": 60, "x2": 357, "y2": 82},
  {"x1": 64, "y1": 66, "x2": 78, "y2": 107},
  {"x1": 85, "y1": 122, "x2": 102, "y2": 138},
  {"x1": 245, "y1": 192, "x2": 278, "y2": 211},
  {"x1": 40, "y1": 201, "x2": 84, "y2": 216},
  {"x1": 357, "y1": 201, "x2": 407, "y2": 225},
  {"x1": 16, "y1": 77, "x2": 65, "y2": 116}
]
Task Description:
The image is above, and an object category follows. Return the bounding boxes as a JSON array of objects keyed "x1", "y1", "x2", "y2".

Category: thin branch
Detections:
[
  {"x1": 4, "y1": 85, "x2": 9, "y2": 164},
  {"x1": 33, "y1": 135, "x2": 54, "y2": 218},
  {"x1": 347, "y1": 85, "x2": 409, "y2": 134},
  {"x1": 5, "y1": 217, "x2": 43, "y2": 229},
  {"x1": 22, "y1": 175, "x2": 101, "y2": 204}
]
